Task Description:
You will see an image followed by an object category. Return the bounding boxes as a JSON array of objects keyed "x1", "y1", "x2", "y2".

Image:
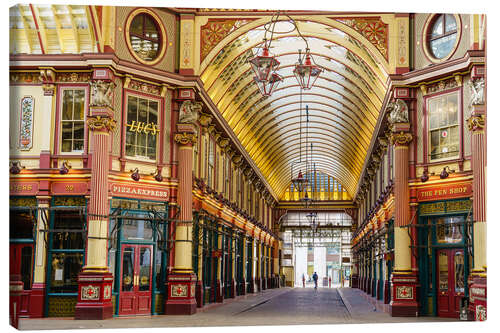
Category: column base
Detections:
[
  {"x1": 468, "y1": 273, "x2": 487, "y2": 321},
  {"x1": 384, "y1": 280, "x2": 390, "y2": 304},
  {"x1": 215, "y1": 279, "x2": 223, "y2": 303},
  {"x1": 164, "y1": 272, "x2": 197, "y2": 315},
  {"x1": 366, "y1": 278, "x2": 371, "y2": 294},
  {"x1": 389, "y1": 272, "x2": 419, "y2": 317},
  {"x1": 29, "y1": 283, "x2": 46, "y2": 318},
  {"x1": 74, "y1": 271, "x2": 113, "y2": 320},
  {"x1": 248, "y1": 278, "x2": 255, "y2": 293},
  {"x1": 256, "y1": 277, "x2": 261, "y2": 292},
  {"x1": 351, "y1": 274, "x2": 359, "y2": 289},
  {"x1": 229, "y1": 279, "x2": 236, "y2": 298},
  {"x1": 240, "y1": 282, "x2": 247, "y2": 295},
  {"x1": 195, "y1": 280, "x2": 203, "y2": 308}
]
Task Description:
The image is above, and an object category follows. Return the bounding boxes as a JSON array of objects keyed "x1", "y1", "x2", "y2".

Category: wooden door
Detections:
[
  {"x1": 119, "y1": 245, "x2": 153, "y2": 316},
  {"x1": 437, "y1": 249, "x2": 465, "y2": 318},
  {"x1": 9, "y1": 243, "x2": 33, "y2": 315}
]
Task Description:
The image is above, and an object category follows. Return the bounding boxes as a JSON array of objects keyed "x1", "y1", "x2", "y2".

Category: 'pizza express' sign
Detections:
[{"x1": 111, "y1": 183, "x2": 169, "y2": 200}]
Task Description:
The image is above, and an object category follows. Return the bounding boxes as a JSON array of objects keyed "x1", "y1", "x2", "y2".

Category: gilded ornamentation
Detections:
[
  {"x1": 128, "y1": 79, "x2": 161, "y2": 95},
  {"x1": 56, "y1": 72, "x2": 92, "y2": 83},
  {"x1": 10, "y1": 197, "x2": 37, "y2": 207},
  {"x1": 335, "y1": 17, "x2": 388, "y2": 60},
  {"x1": 232, "y1": 154, "x2": 243, "y2": 165},
  {"x1": 10, "y1": 72, "x2": 41, "y2": 84},
  {"x1": 90, "y1": 80, "x2": 115, "y2": 108},
  {"x1": 467, "y1": 114, "x2": 485, "y2": 132},
  {"x1": 19, "y1": 96, "x2": 34, "y2": 150},
  {"x1": 218, "y1": 137, "x2": 230, "y2": 148},
  {"x1": 40, "y1": 69, "x2": 56, "y2": 96},
  {"x1": 468, "y1": 78, "x2": 485, "y2": 106},
  {"x1": 200, "y1": 19, "x2": 255, "y2": 63},
  {"x1": 171, "y1": 284, "x2": 188, "y2": 297},
  {"x1": 387, "y1": 99, "x2": 409, "y2": 124},
  {"x1": 199, "y1": 112, "x2": 213, "y2": 128},
  {"x1": 390, "y1": 131, "x2": 413, "y2": 146},
  {"x1": 87, "y1": 116, "x2": 117, "y2": 132},
  {"x1": 81, "y1": 285, "x2": 100, "y2": 300},
  {"x1": 53, "y1": 196, "x2": 86, "y2": 206},
  {"x1": 425, "y1": 77, "x2": 459, "y2": 95},
  {"x1": 103, "y1": 285, "x2": 111, "y2": 300},
  {"x1": 174, "y1": 132, "x2": 197, "y2": 145}
]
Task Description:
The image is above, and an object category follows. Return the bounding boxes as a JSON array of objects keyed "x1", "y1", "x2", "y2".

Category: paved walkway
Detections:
[{"x1": 19, "y1": 287, "x2": 457, "y2": 330}]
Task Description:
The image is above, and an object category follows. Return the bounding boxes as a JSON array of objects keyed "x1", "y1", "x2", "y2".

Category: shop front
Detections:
[{"x1": 416, "y1": 181, "x2": 473, "y2": 318}]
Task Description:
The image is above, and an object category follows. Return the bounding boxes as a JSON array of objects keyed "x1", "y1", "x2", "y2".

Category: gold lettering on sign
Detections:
[
  {"x1": 420, "y1": 202, "x2": 445, "y2": 215},
  {"x1": 10, "y1": 184, "x2": 33, "y2": 192},
  {"x1": 126, "y1": 121, "x2": 159, "y2": 135},
  {"x1": 65, "y1": 185, "x2": 74, "y2": 192}
]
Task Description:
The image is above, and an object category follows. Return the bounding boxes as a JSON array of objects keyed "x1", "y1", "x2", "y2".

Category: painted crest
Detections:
[{"x1": 81, "y1": 285, "x2": 100, "y2": 300}]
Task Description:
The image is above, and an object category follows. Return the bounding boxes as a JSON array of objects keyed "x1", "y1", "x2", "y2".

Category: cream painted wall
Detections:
[{"x1": 10, "y1": 85, "x2": 47, "y2": 162}]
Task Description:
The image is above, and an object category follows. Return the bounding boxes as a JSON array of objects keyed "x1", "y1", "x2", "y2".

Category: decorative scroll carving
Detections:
[
  {"x1": 56, "y1": 72, "x2": 92, "y2": 83},
  {"x1": 334, "y1": 17, "x2": 389, "y2": 60},
  {"x1": 390, "y1": 131, "x2": 413, "y2": 146},
  {"x1": 217, "y1": 137, "x2": 230, "y2": 148},
  {"x1": 19, "y1": 96, "x2": 34, "y2": 150},
  {"x1": 232, "y1": 154, "x2": 243, "y2": 165},
  {"x1": 198, "y1": 112, "x2": 213, "y2": 127},
  {"x1": 178, "y1": 100, "x2": 202, "y2": 124},
  {"x1": 468, "y1": 78, "x2": 485, "y2": 106},
  {"x1": 425, "y1": 77, "x2": 459, "y2": 95},
  {"x1": 387, "y1": 99, "x2": 409, "y2": 124},
  {"x1": 174, "y1": 132, "x2": 197, "y2": 145},
  {"x1": 87, "y1": 116, "x2": 117, "y2": 132},
  {"x1": 200, "y1": 19, "x2": 256, "y2": 62},
  {"x1": 127, "y1": 79, "x2": 161, "y2": 95},
  {"x1": 467, "y1": 114, "x2": 485, "y2": 132},
  {"x1": 10, "y1": 72, "x2": 41, "y2": 84},
  {"x1": 90, "y1": 80, "x2": 115, "y2": 107}
]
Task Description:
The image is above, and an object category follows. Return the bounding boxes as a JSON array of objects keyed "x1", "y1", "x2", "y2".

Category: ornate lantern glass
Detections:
[
  {"x1": 253, "y1": 72, "x2": 283, "y2": 97},
  {"x1": 293, "y1": 50, "x2": 323, "y2": 90},
  {"x1": 249, "y1": 47, "x2": 280, "y2": 82},
  {"x1": 291, "y1": 170, "x2": 308, "y2": 192}
]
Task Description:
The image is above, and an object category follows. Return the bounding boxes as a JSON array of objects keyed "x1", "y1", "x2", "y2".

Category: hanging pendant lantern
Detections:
[
  {"x1": 291, "y1": 170, "x2": 308, "y2": 192},
  {"x1": 249, "y1": 46, "x2": 280, "y2": 82},
  {"x1": 254, "y1": 72, "x2": 283, "y2": 97},
  {"x1": 293, "y1": 48, "x2": 323, "y2": 90}
]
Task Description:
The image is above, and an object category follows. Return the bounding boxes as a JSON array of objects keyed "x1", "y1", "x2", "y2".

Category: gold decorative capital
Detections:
[
  {"x1": 467, "y1": 114, "x2": 485, "y2": 132},
  {"x1": 199, "y1": 112, "x2": 213, "y2": 128},
  {"x1": 217, "y1": 137, "x2": 230, "y2": 148},
  {"x1": 87, "y1": 115, "x2": 116, "y2": 132},
  {"x1": 174, "y1": 132, "x2": 197, "y2": 145},
  {"x1": 390, "y1": 131, "x2": 413, "y2": 146}
]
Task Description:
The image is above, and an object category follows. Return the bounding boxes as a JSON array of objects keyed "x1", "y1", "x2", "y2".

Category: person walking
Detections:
[
  {"x1": 302, "y1": 274, "x2": 306, "y2": 288},
  {"x1": 312, "y1": 272, "x2": 318, "y2": 290}
]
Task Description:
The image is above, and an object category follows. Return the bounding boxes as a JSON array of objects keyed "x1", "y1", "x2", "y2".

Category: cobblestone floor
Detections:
[{"x1": 19, "y1": 287, "x2": 460, "y2": 330}]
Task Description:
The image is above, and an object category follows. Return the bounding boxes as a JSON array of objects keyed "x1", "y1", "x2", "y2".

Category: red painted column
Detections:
[
  {"x1": 389, "y1": 121, "x2": 419, "y2": 317},
  {"x1": 75, "y1": 75, "x2": 116, "y2": 320},
  {"x1": 467, "y1": 73, "x2": 487, "y2": 321},
  {"x1": 164, "y1": 122, "x2": 198, "y2": 315}
]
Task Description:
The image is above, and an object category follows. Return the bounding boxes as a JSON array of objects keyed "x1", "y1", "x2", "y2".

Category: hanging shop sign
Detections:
[
  {"x1": 110, "y1": 182, "x2": 169, "y2": 201},
  {"x1": 51, "y1": 182, "x2": 89, "y2": 195},
  {"x1": 417, "y1": 182, "x2": 472, "y2": 202},
  {"x1": 420, "y1": 199, "x2": 472, "y2": 216},
  {"x1": 9, "y1": 182, "x2": 39, "y2": 196}
]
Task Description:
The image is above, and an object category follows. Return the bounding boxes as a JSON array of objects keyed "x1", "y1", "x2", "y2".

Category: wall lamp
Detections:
[
  {"x1": 59, "y1": 161, "x2": 72, "y2": 174},
  {"x1": 420, "y1": 170, "x2": 429, "y2": 182},
  {"x1": 151, "y1": 169, "x2": 163, "y2": 182},
  {"x1": 9, "y1": 161, "x2": 25, "y2": 174},
  {"x1": 130, "y1": 168, "x2": 140, "y2": 181},
  {"x1": 440, "y1": 166, "x2": 455, "y2": 179}
]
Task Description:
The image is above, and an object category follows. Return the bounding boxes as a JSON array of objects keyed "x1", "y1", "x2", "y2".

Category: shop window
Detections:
[
  {"x1": 428, "y1": 92, "x2": 459, "y2": 161},
  {"x1": 125, "y1": 95, "x2": 159, "y2": 160},
  {"x1": 426, "y1": 14, "x2": 458, "y2": 60},
  {"x1": 122, "y1": 216, "x2": 153, "y2": 241},
  {"x1": 436, "y1": 216, "x2": 463, "y2": 243},
  {"x1": 61, "y1": 89, "x2": 85, "y2": 153},
  {"x1": 438, "y1": 252, "x2": 448, "y2": 292},
  {"x1": 50, "y1": 210, "x2": 85, "y2": 293},
  {"x1": 454, "y1": 251, "x2": 465, "y2": 293}
]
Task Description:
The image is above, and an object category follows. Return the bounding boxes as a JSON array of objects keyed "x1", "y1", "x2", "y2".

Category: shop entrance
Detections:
[
  {"x1": 436, "y1": 248, "x2": 465, "y2": 318},
  {"x1": 119, "y1": 244, "x2": 153, "y2": 316}
]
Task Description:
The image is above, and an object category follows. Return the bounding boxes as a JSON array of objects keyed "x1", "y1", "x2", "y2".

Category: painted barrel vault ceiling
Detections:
[{"x1": 199, "y1": 16, "x2": 391, "y2": 199}]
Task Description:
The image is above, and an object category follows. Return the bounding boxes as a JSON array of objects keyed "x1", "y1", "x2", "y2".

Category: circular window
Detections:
[
  {"x1": 125, "y1": 9, "x2": 167, "y2": 65},
  {"x1": 424, "y1": 14, "x2": 460, "y2": 61}
]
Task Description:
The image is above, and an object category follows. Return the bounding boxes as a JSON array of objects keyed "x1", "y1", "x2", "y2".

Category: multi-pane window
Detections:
[
  {"x1": 427, "y1": 14, "x2": 458, "y2": 59},
  {"x1": 61, "y1": 89, "x2": 85, "y2": 152},
  {"x1": 428, "y1": 92, "x2": 459, "y2": 160},
  {"x1": 125, "y1": 95, "x2": 159, "y2": 160}
]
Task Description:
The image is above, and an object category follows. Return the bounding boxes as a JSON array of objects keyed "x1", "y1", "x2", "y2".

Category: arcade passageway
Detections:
[{"x1": 19, "y1": 287, "x2": 454, "y2": 330}]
